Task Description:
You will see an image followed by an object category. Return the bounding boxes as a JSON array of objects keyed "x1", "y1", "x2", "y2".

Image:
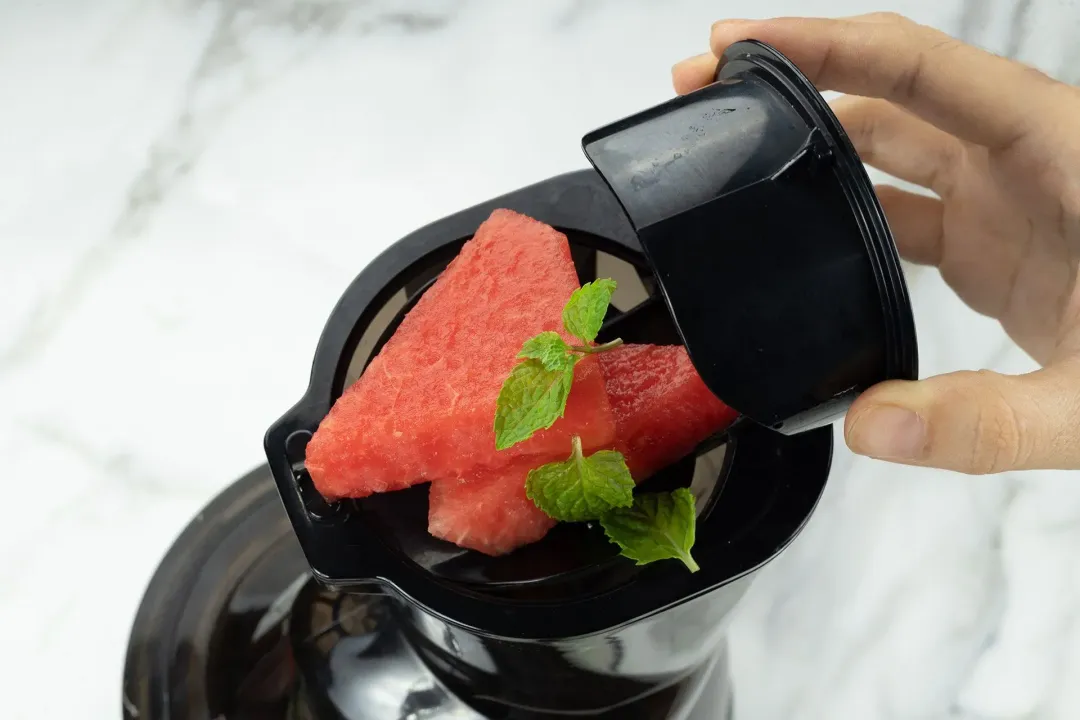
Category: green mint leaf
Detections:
[
  {"x1": 525, "y1": 437, "x2": 634, "y2": 522},
  {"x1": 494, "y1": 358, "x2": 577, "y2": 451},
  {"x1": 517, "y1": 331, "x2": 573, "y2": 371},
  {"x1": 600, "y1": 488, "x2": 699, "y2": 572},
  {"x1": 562, "y1": 278, "x2": 617, "y2": 344}
]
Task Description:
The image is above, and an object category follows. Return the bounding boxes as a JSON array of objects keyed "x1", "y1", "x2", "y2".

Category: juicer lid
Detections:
[{"x1": 582, "y1": 40, "x2": 917, "y2": 434}]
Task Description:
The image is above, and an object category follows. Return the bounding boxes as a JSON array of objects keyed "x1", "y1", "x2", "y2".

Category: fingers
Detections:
[
  {"x1": 672, "y1": 52, "x2": 718, "y2": 95},
  {"x1": 875, "y1": 185, "x2": 945, "y2": 266},
  {"x1": 708, "y1": 13, "x2": 1055, "y2": 151},
  {"x1": 829, "y1": 95, "x2": 950, "y2": 264},
  {"x1": 831, "y1": 96, "x2": 962, "y2": 197},
  {"x1": 845, "y1": 364, "x2": 1080, "y2": 473}
]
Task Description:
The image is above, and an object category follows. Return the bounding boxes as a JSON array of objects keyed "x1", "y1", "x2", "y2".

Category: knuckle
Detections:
[
  {"x1": 927, "y1": 143, "x2": 961, "y2": 199},
  {"x1": 888, "y1": 51, "x2": 926, "y2": 103},
  {"x1": 964, "y1": 372, "x2": 1030, "y2": 474},
  {"x1": 888, "y1": 37, "x2": 963, "y2": 104}
]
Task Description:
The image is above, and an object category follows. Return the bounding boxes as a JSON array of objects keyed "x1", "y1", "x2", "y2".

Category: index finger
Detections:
[{"x1": 710, "y1": 13, "x2": 1058, "y2": 151}]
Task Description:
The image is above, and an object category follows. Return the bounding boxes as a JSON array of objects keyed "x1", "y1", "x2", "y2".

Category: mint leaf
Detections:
[
  {"x1": 494, "y1": 278, "x2": 623, "y2": 454},
  {"x1": 600, "y1": 488, "x2": 699, "y2": 572},
  {"x1": 494, "y1": 358, "x2": 577, "y2": 451},
  {"x1": 562, "y1": 278, "x2": 617, "y2": 344},
  {"x1": 525, "y1": 437, "x2": 634, "y2": 522},
  {"x1": 518, "y1": 331, "x2": 573, "y2": 371}
]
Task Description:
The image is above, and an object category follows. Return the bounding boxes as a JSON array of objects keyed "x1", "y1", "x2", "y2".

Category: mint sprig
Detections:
[
  {"x1": 600, "y1": 488, "x2": 700, "y2": 573},
  {"x1": 492, "y1": 277, "x2": 701, "y2": 573},
  {"x1": 524, "y1": 437, "x2": 700, "y2": 573},
  {"x1": 493, "y1": 279, "x2": 622, "y2": 450},
  {"x1": 494, "y1": 357, "x2": 578, "y2": 451},
  {"x1": 525, "y1": 436, "x2": 634, "y2": 522}
]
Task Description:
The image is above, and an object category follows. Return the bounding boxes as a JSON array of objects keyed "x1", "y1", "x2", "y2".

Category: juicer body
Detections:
[
  {"x1": 390, "y1": 574, "x2": 750, "y2": 718},
  {"x1": 126, "y1": 39, "x2": 918, "y2": 720}
]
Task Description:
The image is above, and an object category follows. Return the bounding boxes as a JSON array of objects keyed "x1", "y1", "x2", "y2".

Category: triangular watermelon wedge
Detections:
[
  {"x1": 306, "y1": 209, "x2": 616, "y2": 500},
  {"x1": 428, "y1": 460, "x2": 555, "y2": 557},
  {"x1": 600, "y1": 344, "x2": 739, "y2": 479},
  {"x1": 427, "y1": 344, "x2": 738, "y2": 555}
]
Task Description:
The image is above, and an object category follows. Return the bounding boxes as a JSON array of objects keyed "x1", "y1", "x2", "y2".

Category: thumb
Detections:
[{"x1": 844, "y1": 366, "x2": 1080, "y2": 474}]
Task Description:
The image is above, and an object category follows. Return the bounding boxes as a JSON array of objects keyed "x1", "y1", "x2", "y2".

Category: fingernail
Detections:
[{"x1": 848, "y1": 406, "x2": 927, "y2": 461}]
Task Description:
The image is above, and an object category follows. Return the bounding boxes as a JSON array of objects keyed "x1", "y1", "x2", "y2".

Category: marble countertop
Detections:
[{"x1": 4, "y1": 1, "x2": 1080, "y2": 718}]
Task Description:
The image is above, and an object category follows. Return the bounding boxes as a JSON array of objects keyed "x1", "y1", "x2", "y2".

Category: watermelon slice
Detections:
[
  {"x1": 428, "y1": 461, "x2": 556, "y2": 556},
  {"x1": 306, "y1": 209, "x2": 616, "y2": 499},
  {"x1": 427, "y1": 344, "x2": 738, "y2": 555},
  {"x1": 600, "y1": 344, "x2": 739, "y2": 479}
]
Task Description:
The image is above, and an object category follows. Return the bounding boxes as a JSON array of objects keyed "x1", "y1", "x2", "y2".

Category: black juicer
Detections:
[{"x1": 123, "y1": 42, "x2": 917, "y2": 720}]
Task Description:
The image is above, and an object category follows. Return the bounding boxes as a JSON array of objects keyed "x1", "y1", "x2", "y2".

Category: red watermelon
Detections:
[
  {"x1": 428, "y1": 461, "x2": 556, "y2": 556},
  {"x1": 427, "y1": 344, "x2": 738, "y2": 555},
  {"x1": 306, "y1": 209, "x2": 616, "y2": 499},
  {"x1": 600, "y1": 344, "x2": 739, "y2": 479}
]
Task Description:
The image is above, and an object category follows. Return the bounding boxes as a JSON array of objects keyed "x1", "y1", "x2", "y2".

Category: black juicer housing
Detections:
[{"x1": 257, "y1": 41, "x2": 916, "y2": 719}]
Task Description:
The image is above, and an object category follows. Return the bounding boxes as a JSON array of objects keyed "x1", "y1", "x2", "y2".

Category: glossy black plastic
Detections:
[
  {"x1": 583, "y1": 40, "x2": 918, "y2": 433},
  {"x1": 123, "y1": 467, "x2": 307, "y2": 720}
]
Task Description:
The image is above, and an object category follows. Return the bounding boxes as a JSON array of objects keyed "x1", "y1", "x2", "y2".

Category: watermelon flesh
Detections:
[
  {"x1": 428, "y1": 461, "x2": 554, "y2": 557},
  {"x1": 305, "y1": 209, "x2": 616, "y2": 500},
  {"x1": 427, "y1": 344, "x2": 738, "y2": 555},
  {"x1": 600, "y1": 344, "x2": 740, "y2": 479}
]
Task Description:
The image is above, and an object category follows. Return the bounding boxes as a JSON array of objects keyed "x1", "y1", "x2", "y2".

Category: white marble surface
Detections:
[{"x1": 3, "y1": 1, "x2": 1080, "y2": 718}]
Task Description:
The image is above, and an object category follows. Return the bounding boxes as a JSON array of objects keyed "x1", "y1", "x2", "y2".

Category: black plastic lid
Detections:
[{"x1": 582, "y1": 40, "x2": 918, "y2": 434}]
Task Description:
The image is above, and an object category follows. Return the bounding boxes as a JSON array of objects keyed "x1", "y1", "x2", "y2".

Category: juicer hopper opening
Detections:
[{"x1": 283, "y1": 227, "x2": 737, "y2": 598}]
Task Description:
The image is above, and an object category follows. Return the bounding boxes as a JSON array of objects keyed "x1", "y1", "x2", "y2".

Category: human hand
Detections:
[{"x1": 673, "y1": 13, "x2": 1080, "y2": 474}]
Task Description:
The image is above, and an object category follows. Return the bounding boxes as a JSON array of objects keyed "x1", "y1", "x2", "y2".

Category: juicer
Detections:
[{"x1": 123, "y1": 41, "x2": 918, "y2": 719}]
